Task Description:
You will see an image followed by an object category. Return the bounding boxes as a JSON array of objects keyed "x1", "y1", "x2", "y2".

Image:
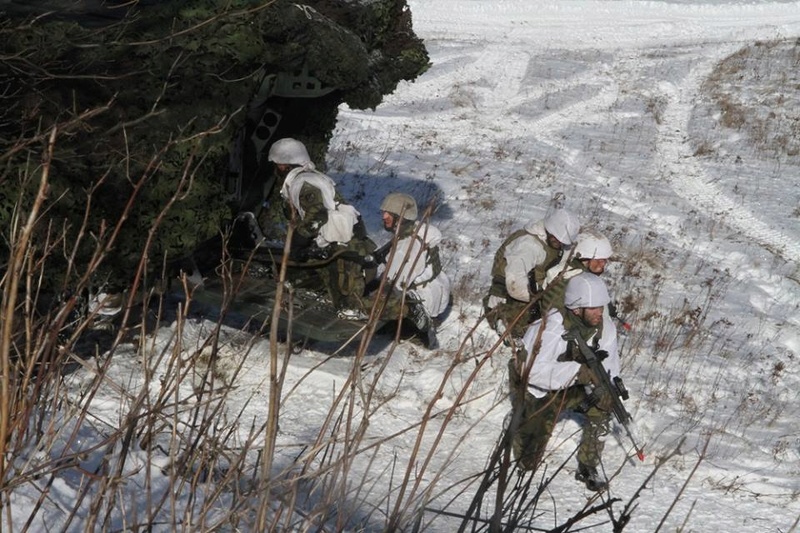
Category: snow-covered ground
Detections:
[
  {"x1": 13, "y1": 1, "x2": 800, "y2": 531},
  {"x1": 330, "y1": 0, "x2": 800, "y2": 530}
]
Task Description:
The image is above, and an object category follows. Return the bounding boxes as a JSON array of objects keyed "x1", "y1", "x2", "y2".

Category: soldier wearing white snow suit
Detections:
[
  {"x1": 255, "y1": 137, "x2": 315, "y2": 242},
  {"x1": 540, "y1": 228, "x2": 613, "y2": 313},
  {"x1": 509, "y1": 272, "x2": 620, "y2": 491},
  {"x1": 484, "y1": 209, "x2": 580, "y2": 340},
  {"x1": 272, "y1": 138, "x2": 377, "y2": 311},
  {"x1": 368, "y1": 193, "x2": 451, "y2": 349}
]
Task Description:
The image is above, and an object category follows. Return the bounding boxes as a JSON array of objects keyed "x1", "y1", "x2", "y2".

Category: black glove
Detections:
[
  {"x1": 595, "y1": 349, "x2": 609, "y2": 361},
  {"x1": 308, "y1": 245, "x2": 331, "y2": 260},
  {"x1": 579, "y1": 386, "x2": 612, "y2": 413}
]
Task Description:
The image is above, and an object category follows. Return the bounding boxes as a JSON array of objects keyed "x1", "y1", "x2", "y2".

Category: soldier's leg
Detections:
[
  {"x1": 338, "y1": 259, "x2": 367, "y2": 311},
  {"x1": 511, "y1": 392, "x2": 562, "y2": 471},
  {"x1": 577, "y1": 406, "x2": 611, "y2": 468},
  {"x1": 367, "y1": 287, "x2": 405, "y2": 321}
]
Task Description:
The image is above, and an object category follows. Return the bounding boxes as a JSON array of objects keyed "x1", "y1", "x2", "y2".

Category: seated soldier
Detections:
[
  {"x1": 368, "y1": 193, "x2": 451, "y2": 349},
  {"x1": 278, "y1": 155, "x2": 376, "y2": 312}
]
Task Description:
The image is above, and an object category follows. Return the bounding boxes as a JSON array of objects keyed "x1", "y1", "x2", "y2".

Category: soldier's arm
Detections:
[{"x1": 504, "y1": 235, "x2": 546, "y2": 301}]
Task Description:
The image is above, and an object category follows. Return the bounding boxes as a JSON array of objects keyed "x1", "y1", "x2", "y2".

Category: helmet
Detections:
[
  {"x1": 574, "y1": 230, "x2": 613, "y2": 260},
  {"x1": 267, "y1": 138, "x2": 311, "y2": 166},
  {"x1": 380, "y1": 193, "x2": 418, "y2": 221},
  {"x1": 564, "y1": 272, "x2": 610, "y2": 309},
  {"x1": 544, "y1": 209, "x2": 580, "y2": 246}
]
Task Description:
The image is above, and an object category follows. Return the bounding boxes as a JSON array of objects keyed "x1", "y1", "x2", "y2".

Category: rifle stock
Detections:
[
  {"x1": 232, "y1": 243, "x2": 376, "y2": 269},
  {"x1": 563, "y1": 327, "x2": 645, "y2": 462}
]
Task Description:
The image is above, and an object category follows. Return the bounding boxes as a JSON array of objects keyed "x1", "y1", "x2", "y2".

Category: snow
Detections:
[{"x1": 12, "y1": 0, "x2": 800, "y2": 531}]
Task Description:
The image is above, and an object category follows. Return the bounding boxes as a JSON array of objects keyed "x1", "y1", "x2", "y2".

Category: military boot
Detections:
[
  {"x1": 575, "y1": 463, "x2": 607, "y2": 492},
  {"x1": 408, "y1": 298, "x2": 438, "y2": 350}
]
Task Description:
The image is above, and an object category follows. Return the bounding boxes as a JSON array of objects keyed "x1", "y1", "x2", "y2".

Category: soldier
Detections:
[
  {"x1": 484, "y1": 209, "x2": 580, "y2": 341},
  {"x1": 277, "y1": 140, "x2": 377, "y2": 311},
  {"x1": 539, "y1": 228, "x2": 613, "y2": 314},
  {"x1": 370, "y1": 193, "x2": 451, "y2": 349},
  {"x1": 509, "y1": 272, "x2": 621, "y2": 491},
  {"x1": 255, "y1": 137, "x2": 316, "y2": 242}
]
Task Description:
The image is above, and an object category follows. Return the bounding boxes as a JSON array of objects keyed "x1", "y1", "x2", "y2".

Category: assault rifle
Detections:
[
  {"x1": 562, "y1": 327, "x2": 645, "y2": 462},
  {"x1": 229, "y1": 211, "x2": 394, "y2": 270},
  {"x1": 231, "y1": 240, "x2": 388, "y2": 270}
]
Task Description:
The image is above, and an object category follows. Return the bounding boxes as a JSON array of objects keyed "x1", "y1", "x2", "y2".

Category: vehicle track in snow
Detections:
[{"x1": 653, "y1": 44, "x2": 800, "y2": 267}]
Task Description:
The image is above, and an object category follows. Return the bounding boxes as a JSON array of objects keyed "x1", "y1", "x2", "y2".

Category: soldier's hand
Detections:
[
  {"x1": 310, "y1": 245, "x2": 332, "y2": 260},
  {"x1": 575, "y1": 364, "x2": 594, "y2": 385},
  {"x1": 594, "y1": 386, "x2": 614, "y2": 412},
  {"x1": 582, "y1": 385, "x2": 613, "y2": 412}
]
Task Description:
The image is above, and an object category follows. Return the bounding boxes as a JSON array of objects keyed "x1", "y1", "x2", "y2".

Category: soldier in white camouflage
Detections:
[
  {"x1": 275, "y1": 139, "x2": 376, "y2": 311},
  {"x1": 484, "y1": 209, "x2": 580, "y2": 341},
  {"x1": 368, "y1": 193, "x2": 451, "y2": 348},
  {"x1": 509, "y1": 272, "x2": 620, "y2": 492}
]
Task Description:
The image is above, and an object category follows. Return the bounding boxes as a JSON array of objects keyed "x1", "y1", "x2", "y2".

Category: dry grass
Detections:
[{"x1": 1, "y1": 134, "x2": 698, "y2": 532}]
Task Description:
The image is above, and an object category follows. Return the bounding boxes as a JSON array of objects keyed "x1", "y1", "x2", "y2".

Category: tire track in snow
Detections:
[
  {"x1": 521, "y1": 72, "x2": 619, "y2": 144},
  {"x1": 655, "y1": 46, "x2": 800, "y2": 266}
]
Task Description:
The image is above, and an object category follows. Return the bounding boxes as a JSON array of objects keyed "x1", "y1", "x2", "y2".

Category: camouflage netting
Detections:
[{"x1": 0, "y1": 0, "x2": 429, "y2": 291}]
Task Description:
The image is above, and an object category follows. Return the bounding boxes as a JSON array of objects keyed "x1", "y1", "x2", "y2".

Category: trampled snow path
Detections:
[{"x1": 654, "y1": 45, "x2": 800, "y2": 267}]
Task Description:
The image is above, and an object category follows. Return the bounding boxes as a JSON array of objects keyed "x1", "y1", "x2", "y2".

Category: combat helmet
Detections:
[
  {"x1": 564, "y1": 272, "x2": 610, "y2": 309},
  {"x1": 574, "y1": 230, "x2": 613, "y2": 260},
  {"x1": 380, "y1": 193, "x2": 418, "y2": 221},
  {"x1": 544, "y1": 209, "x2": 580, "y2": 246},
  {"x1": 267, "y1": 138, "x2": 312, "y2": 166}
]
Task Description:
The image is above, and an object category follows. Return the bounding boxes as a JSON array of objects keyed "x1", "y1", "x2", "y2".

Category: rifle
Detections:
[
  {"x1": 231, "y1": 241, "x2": 382, "y2": 269},
  {"x1": 562, "y1": 327, "x2": 645, "y2": 462}
]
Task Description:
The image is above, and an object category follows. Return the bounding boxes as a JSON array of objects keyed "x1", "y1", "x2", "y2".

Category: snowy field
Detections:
[
  {"x1": 12, "y1": 0, "x2": 800, "y2": 531},
  {"x1": 329, "y1": 0, "x2": 800, "y2": 530}
]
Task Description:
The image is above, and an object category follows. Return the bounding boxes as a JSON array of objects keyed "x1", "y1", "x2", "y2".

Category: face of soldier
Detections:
[
  {"x1": 274, "y1": 163, "x2": 293, "y2": 180},
  {"x1": 574, "y1": 306, "x2": 604, "y2": 327},
  {"x1": 583, "y1": 258, "x2": 608, "y2": 275},
  {"x1": 382, "y1": 211, "x2": 399, "y2": 231},
  {"x1": 546, "y1": 232, "x2": 563, "y2": 250}
]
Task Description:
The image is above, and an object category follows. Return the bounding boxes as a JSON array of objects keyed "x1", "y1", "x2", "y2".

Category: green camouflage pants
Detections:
[
  {"x1": 507, "y1": 360, "x2": 610, "y2": 471},
  {"x1": 484, "y1": 295, "x2": 539, "y2": 339},
  {"x1": 318, "y1": 257, "x2": 367, "y2": 311},
  {"x1": 313, "y1": 236, "x2": 377, "y2": 311}
]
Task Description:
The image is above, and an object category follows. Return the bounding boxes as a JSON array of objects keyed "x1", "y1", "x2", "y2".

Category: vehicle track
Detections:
[{"x1": 654, "y1": 44, "x2": 800, "y2": 266}]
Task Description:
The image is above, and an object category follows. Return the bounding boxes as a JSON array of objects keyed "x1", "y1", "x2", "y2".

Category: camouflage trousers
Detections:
[
  {"x1": 507, "y1": 359, "x2": 610, "y2": 471},
  {"x1": 318, "y1": 257, "x2": 368, "y2": 311},
  {"x1": 315, "y1": 236, "x2": 377, "y2": 311},
  {"x1": 484, "y1": 295, "x2": 539, "y2": 339}
]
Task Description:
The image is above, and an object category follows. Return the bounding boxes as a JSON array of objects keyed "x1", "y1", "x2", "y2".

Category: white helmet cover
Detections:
[
  {"x1": 380, "y1": 192, "x2": 418, "y2": 221},
  {"x1": 574, "y1": 229, "x2": 613, "y2": 260},
  {"x1": 544, "y1": 209, "x2": 580, "y2": 246},
  {"x1": 267, "y1": 138, "x2": 312, "y2": 166},
  {"x1": 564, "y1": 272, "x2": 611, "y2": 309}
]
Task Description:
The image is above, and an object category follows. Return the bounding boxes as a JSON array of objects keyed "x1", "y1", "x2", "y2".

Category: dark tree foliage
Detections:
[{"x1": 0, "y1": 0, "x2": 429, "y2": 290}]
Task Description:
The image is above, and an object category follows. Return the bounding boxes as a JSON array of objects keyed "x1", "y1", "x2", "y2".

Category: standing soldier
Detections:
[
  {"x1": 484, "y1": 209, "x2": 580, "y2": 342},
  {"x1": 510, "y1": 272, "x2": 622, "y2": 492}
]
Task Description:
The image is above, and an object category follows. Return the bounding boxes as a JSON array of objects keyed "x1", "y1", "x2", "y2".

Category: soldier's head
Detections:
[
  {"x1": 543, "y1": 209, "x2": 580, "y2": 250},
  {"x1": 380, "y1": 192, "x2": 418, "y2": 231},
  {"x1": 574, "y1": 229, "x2": 613, "y2": 275},
  {"x1": 268, "y1": 138, "x2": 312, "y2": 178},
  {"x1": 564, "y1": 272, "x2": 610, "y2": 327}
]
